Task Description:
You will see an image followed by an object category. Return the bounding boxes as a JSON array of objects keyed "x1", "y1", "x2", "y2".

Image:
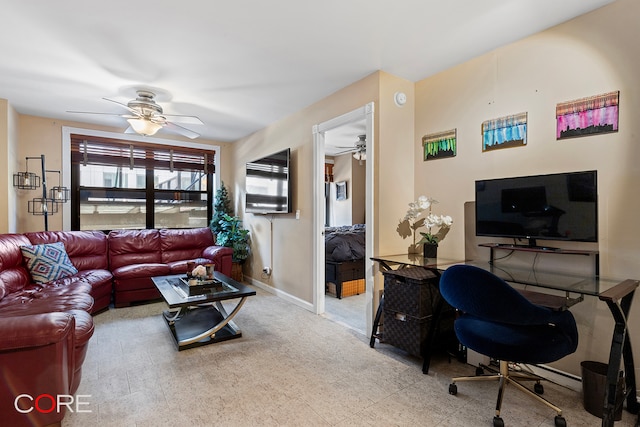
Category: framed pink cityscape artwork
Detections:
[{"x1": 556, "y1": 91, "x2": 619, "y2": 139}]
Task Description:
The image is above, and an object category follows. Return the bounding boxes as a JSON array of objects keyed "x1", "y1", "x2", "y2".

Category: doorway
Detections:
[{"x1": 312, "y1": 103, "x2": 375, "y2": 335}]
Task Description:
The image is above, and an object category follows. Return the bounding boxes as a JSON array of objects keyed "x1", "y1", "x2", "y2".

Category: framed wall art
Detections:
[
  {"x1": 556, "y1": 91, "x2": 619, "y2": 139},
  {"x1": 422, "y1": 129, "x2": 457, "y2": 161},
  {"x1": 336, "y1": 181, "x2": 347, "y2": 201},
  {"x1": 482, "y1": 112, "x2": 527, "y2": 152}
]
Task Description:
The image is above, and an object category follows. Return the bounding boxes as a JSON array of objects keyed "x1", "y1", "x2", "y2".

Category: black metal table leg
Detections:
[
  {"x1": 422, "y1": 290, "x2": 444, "y2": 374},
  {"x1": 601, "y1": 285, "x2": 638, "y2": 427},
  {"x1": 370, "y1": 293, "x2": 384, "y2": 348}
]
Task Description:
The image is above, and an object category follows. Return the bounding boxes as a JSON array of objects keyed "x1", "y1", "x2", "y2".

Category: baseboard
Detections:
[
  {"x1": 244, "y1": 275, "x2": 314, "y2": 312},
  {"x1": 524, "y1": 363, "x2": 582, "y2": 392}
]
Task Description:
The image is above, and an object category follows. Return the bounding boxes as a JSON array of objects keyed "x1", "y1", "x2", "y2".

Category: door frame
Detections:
[{"x1": 312, "y1": 103, "x2": 375, "y2": 334}]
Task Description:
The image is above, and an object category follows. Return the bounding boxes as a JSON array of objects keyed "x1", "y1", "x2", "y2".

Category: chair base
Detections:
[{"x1": 448, "y1": 360, "x2": 567, "y2": 427}]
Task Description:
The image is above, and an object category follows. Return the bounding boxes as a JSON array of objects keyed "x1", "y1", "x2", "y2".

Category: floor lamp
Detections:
[{"x1": 13, "y1": 154, "x2": 69, "y2": 231}]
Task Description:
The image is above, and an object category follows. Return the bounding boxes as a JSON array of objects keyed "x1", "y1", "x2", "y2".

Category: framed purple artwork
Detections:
[{"x1": 556, "y1": 91, "x2": 619, "y2": 139}]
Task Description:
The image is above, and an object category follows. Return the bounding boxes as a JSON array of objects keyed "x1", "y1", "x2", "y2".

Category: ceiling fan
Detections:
[
  {"x1": 68, "y1": 90, "x2": 203, "y2": 139},
  {"x1": 334, "y1": 134, "x2": 366, "y2": 164}
]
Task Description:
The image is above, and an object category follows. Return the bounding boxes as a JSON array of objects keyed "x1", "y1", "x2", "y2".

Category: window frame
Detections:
[{"x1": 66, "y1": 130, "x2": 217, "y2": 232}]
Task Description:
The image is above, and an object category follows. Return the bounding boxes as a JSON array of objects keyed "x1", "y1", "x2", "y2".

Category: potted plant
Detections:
[
  {"x1": 215, "y1": 213, "x2": 250, "y2": 263},
  {"x1": 210, "y1": 181, "x2": 233, "y2": 237},
  {"x1": 398, "y1": 196, "x2": 452, "y2": 257}
]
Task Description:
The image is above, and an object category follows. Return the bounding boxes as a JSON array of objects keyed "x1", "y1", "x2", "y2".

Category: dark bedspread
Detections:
[{"x1": 325, "y1": 224, "x2": 365, "y2": 262}]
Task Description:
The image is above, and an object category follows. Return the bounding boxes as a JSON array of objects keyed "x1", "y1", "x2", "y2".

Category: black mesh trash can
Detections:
[{"x1": 581, "y1": 361, "x2": 623, "y2": 420}]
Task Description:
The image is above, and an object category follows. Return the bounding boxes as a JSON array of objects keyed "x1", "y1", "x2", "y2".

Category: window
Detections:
[{"x1": 70, "y1": 135, "x2": 215, "y2": 231}]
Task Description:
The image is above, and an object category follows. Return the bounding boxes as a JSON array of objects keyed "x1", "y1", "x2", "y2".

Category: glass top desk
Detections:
[{"x1": 370, "y1": 254, "x2": 639, "y2": 427}]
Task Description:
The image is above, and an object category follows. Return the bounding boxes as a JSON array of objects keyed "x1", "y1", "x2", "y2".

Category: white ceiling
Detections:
[
  {"x1": 0, "y1": 0, "x2": 615, "y2": 143},
  {"x1": 324, "y1": 120, "x2": 367, "y2": 156}
]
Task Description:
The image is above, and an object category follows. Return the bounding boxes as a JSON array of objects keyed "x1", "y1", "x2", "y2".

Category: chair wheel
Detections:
[
  {"x1": 554, "y1": 415, "x2": 566, "y2": 427},
  {"x1": 449, "y1": 383, "x2": 457, "y2": 395},
  {"x1": 534, "y1": 382, "x2": 544, "y2": 394},
  {"x1": 475, "y1": 367, "x2": 485, "y2": 376},
  {"x1": 493, "y1": 416, "x2": 504, "y2": 427}
]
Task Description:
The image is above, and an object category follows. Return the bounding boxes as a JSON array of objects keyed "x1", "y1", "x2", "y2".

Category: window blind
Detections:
[{"x1": 70, "y1": 134, "x2": 215, "y2": 173}]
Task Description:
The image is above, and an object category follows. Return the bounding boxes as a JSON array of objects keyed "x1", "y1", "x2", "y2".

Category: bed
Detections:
[{"x1": 325, "y1": 224, "x2": 366, "y2": 299}]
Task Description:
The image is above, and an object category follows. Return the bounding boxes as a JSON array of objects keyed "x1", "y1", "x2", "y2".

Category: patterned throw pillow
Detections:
[{"x1": 20, "y1": 242, "x2": 78, "y2": 284}]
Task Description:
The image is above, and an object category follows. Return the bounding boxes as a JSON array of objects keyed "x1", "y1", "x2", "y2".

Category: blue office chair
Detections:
[{"x1": 439, "y1": 265, "x2": 579, "y2": 427}]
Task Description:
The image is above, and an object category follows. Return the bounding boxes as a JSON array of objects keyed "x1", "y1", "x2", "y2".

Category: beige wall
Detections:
[
  {"x1": 329, "y1": 154, "x2": 353, "y2": 227},
  {"x1": 350, "y1": 157, "x2": 366, "y2": 224},
  {"x1": 414, "y1": 0, "x2": 640, "y2": 376},
  {"x1": 0, "y1": 100, "x2": 9, "y2": 232},
  {"x1": 0, "y1": 99, "x2": 19, "y2": 233},
  {"x1": 13, "y1": 115, "x2": 231, "y2": 233},
  {"x1": 376, "y1": 72, "x2": 416, "y2": 256},
  {"x1": 7, "y1": 102, "x2": 18, "y2": 233}
]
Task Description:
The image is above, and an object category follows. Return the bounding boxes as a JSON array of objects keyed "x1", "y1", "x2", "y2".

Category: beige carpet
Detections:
[{"x1": 64, "y1": 285, "x2": 635, "y2": 426}]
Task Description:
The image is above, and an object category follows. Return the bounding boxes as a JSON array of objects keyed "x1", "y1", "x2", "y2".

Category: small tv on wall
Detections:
[
  {"x1": 245, "y1": 148, "x2": 292, "y2": 214},
  {"x1": 475, "y1": 170, "x2": 598, "y2": 248}
]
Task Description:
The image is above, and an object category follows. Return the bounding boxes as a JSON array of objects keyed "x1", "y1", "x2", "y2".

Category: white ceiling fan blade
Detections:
[
  {"x1": 164, "y1": 121, "x2": 200, "y2": 139},
  {"x1": 103, "y1": 97, "x2": 143, "y2": 117},
  {"x1": 161, "y1": 114, "x2": 203, "y2": 125},
  {"x1": 333, "y1": 148, "x2": 357, "y2": 155},
  {"x1": 66, "y1": 110, "x2": 129, "y2": 117}
]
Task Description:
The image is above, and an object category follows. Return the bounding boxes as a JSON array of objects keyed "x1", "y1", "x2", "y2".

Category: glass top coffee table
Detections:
[{"x1": 152, "y1": 271, "x2": 256, "y2": 351}]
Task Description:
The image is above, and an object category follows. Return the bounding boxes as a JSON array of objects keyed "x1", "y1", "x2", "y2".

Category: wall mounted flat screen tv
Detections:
[
  {"x1": 245, "y1": 148, "x2": 292, "y2": 214},
  {"x1": 475, "y1": 170, "x2": 598, "y2": 247}
]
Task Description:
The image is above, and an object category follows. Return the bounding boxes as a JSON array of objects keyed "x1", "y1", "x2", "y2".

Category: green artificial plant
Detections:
[
  {"x1": 210, "y1": 181, "x2": 232, "y2": 236},
  {"x1": 215, "y1": 213, "x2": 250, "y2": 263}
]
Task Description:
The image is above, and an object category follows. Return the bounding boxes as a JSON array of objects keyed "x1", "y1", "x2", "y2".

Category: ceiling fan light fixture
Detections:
[
  {"x1": 353, "y1": 134, "x2": 366, "y2": 163},
  {"x1": 127, "y1": 118, "x2": 162, "y2": 136},
  {"x1": 352, "y1": 151, "x2": 366, "y2": 162}
]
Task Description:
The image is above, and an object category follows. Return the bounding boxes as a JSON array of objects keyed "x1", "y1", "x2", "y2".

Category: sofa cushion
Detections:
[
  {"x1": 160, "y1": 227, "x2": 216, "y2": 263},
  {"x1": 20, "y1": 242, "x2": 78, "y2": 284},
  {"x1": 0, "y1": 234, "x2": 34, "y2": 294},
  {"x1": 0, "y1": 291, "x2": 94, "y2": 315},
  {"x1": 111, "y1": 263, "x2": 171, "y2": 280},
  {"x1": 25, "y1": 230, "x2": 109, "y2": 271},
  {"x1": 108, "y1": 229, "x2": 162, "y2": 270}
]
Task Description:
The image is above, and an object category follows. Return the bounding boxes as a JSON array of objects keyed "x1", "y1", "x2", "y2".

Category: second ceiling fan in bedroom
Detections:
[
  {"x1": 68, "y1": 90, "x2": 203, "y2": 139},
  {"x1": 334, "y1": 134, "x2": 366, "y2": 165}
]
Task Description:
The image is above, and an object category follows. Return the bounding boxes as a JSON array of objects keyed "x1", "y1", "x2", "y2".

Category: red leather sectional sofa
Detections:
[
  {"x1": 0, "y1": 227, "x2": 233, "y2": 427},
  {"x1": 108, "y1": 227, "x2": 234, "y2": 307}
]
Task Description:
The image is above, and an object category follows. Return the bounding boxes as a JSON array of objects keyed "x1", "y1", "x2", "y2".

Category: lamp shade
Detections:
[{"x1": 127, "y1": 118, "x2": 162, "y2": 136}]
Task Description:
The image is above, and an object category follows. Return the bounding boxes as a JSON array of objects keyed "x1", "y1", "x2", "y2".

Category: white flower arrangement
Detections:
[
  {"x1": 400, "y1": 195, "x2": 453, "y2": 248},
  {"x1": 420, "y1": 212, "x2": 454, "y2": 244}
]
